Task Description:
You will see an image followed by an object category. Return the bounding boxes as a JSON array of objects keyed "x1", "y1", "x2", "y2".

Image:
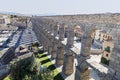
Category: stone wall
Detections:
[
  {"x1": 42, "y1": 13, "x2": 120, "y2": 24},
  {"x1": 31, "y1": 16, "x2": 120, "y2": 80},
  {"x1": 106, "y1": 30, "x2": 120, "y2": 80},
  {"x1": 108, "y1": 48, "x2": 120, "y2": 80}
]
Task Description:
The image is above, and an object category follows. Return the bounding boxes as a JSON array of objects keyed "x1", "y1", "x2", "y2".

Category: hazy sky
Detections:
[{"x1": 0, "y1": 0, "x2": 120, "y2": 15}]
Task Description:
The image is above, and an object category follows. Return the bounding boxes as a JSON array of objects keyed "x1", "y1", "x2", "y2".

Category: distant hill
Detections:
[
  {"x1": 0, "y1": 11, "x2": 58, "y2": 16},
  {"x1": 0, "y1": 11, "x2": 33, "y2": 17},
  {"x1": 0, "y1": 11, "x2": 20, "y2": 15}
]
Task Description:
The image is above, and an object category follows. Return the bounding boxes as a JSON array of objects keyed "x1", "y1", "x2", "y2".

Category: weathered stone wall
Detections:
[
  {"x1": 106, "y1": 29, "x2": 120, "y2": 80},
  {"x1": 42, "y1": 13, "x2": 120, "y2": 24},
  {"x1": 31, "y1": 16, "x2": 120, "y2": 80}
]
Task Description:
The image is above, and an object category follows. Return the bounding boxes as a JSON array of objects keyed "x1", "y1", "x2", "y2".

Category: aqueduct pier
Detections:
[{"x1": 31, "y1": 15, "x2": 120, "y2": 80}]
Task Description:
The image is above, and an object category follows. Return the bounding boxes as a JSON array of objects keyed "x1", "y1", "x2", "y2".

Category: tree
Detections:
[
  {"x1": 41, "y1": 69, "x2": 54, "y2": 80},
  {"x1": 8, "y1": 54, "x2": 54, "y2": 80},
  {"x1": 23, "y1": 75, "x2": 30, "y2": 80},
  {"x1": 9, "y1": 55, "x2": 40, "y2": 80},
  {"x1": 31, "y1": 42, "x2": 39, "y2": 47}
]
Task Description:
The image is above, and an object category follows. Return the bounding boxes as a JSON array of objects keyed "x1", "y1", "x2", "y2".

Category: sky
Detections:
[{"x1": 0, "y1": 0, "x2": 120, "y2": 15}]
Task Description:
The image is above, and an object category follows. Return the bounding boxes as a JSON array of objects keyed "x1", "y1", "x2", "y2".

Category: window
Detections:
[
  {"x1": 106, "y1": 54, "x2": 108, "y2": 57},
  {"x1": 105, "y1": 46, "x2": 110, "y2": 53}
]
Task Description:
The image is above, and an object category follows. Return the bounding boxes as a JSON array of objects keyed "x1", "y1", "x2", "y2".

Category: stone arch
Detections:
[
  {"x1": 74, "y1": 23, "x2": 114, "y2": 80},
  {"x1": 53, "y1": 22, "x2": 59, "y2": 36},
  {"x1": 58, "y1": 23, "x2": 66, "y2": 41},
  {"x1": 63, "y1": 23, "x2": 68, "y2": 38},
  {"x1": 106, "y1": 27, "x2": 120, "y2": 80},
  {"x1": 74, "y1": 25, "x2": 83, "y2": 38}
]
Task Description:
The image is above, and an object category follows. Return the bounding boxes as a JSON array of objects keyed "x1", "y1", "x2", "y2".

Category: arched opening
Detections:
[
  {"x1": 64, "y1": 24, "x2": 68, "y2": 38},
  {"x1": 74, "y1": 25, "x2": 83, "y2": 42}
]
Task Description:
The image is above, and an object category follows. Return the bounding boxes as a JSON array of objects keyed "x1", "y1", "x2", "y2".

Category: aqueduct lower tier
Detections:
[{"x1": 31, "y1": 17, "x2": 120, "y2": 80}]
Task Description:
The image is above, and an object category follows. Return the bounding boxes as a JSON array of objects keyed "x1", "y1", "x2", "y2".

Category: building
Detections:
[
  {"x1": 0, "y1": 14, "x2": 11, "y2": 26},
  {"x1": 102, "y1": 40, "x2": 114, "y2": 60},
  {"x1": 0, "y1": 18, "x2": 5, "y2": 24},
  {"x1": 0, "y1": 25, "x2": 18, "y2": 31},
  {"x1": 74, "y1": 25, "x2": 82, "y2": 37},
  {"x1": 100, "y1": 32, "x2": 112, "y2": 42},
  {"x1": 94, "y1": 30, "x2": 101, "y2": 40},
  {"x1": 15, "y1": 45, "x2": 29, "y2": 56},
  {"x1": 3, "y1": 15, "x2": 11, "y2": 26},
  {"x1": 0, "y1": 25, "x2": 18, "y2": 49},
  {"x1": 0, "y1": 47, "x2": 15, "y2": 64},
  {"x1": 94, "y1": 30, "x2": 108, "y2": 42},
  {"x1": 93, "y1": 30, "x2": 112, "y2": 49}
]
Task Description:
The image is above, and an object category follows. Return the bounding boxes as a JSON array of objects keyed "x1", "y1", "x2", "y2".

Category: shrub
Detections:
[
  {"x1": 101, "y1": 57, "x2": 109, "y2": 65},
  {"x1": 38, "y1": 48, "x2": 44, "y2": 54},
  {"x1": 31, "y1": 42, "x2": 39, "y2": 47},
  {"x1": 7, "y1": 54, "x2": 54, "y2": 80}
]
